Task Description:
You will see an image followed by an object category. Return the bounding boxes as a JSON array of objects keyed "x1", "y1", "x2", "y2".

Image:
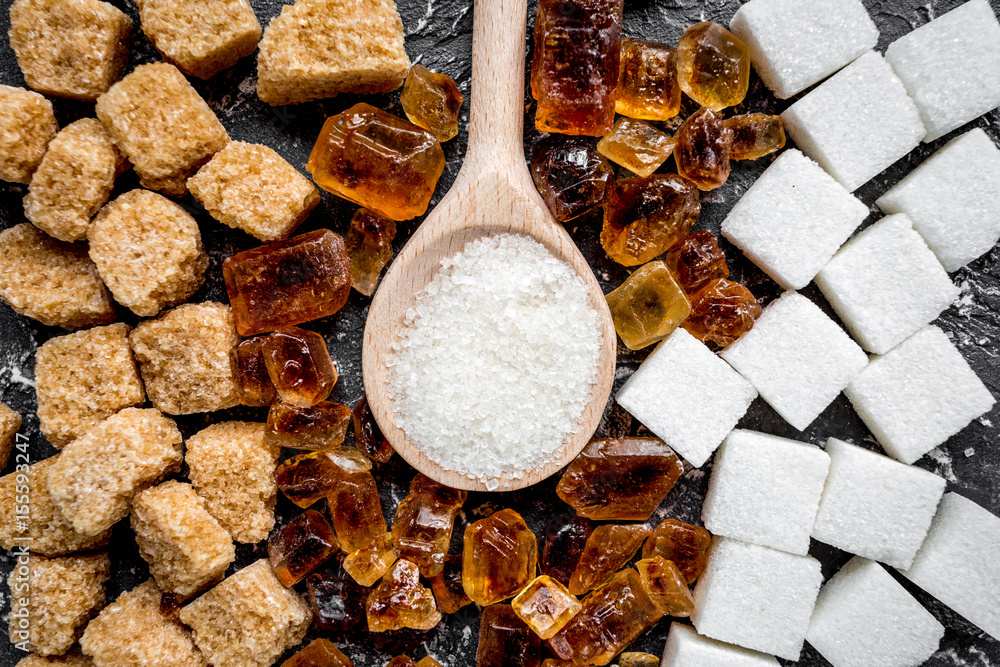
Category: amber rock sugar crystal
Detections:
[
  {"x1": 266, "y1": 401, "x2": 352, "y2": 450},
  {"x1": 675, "y1": 107, "x2": 734, "y2": 191},
  {"x1": 366, "y1": 559, "x2": 442, "y2": 632},
  {"x1": 400, "y1": 64, "x2": 463, "y2": 142},
  {"x1": 276, "y1": 447, "x2": 370, "y2": 508},
  {"x1": 531, "y1": 136, "x2": 614, "y2": 223},
  {"x1": 268, "y1": 508, "x2": 339, "y2": 586},
  {"x1": 664, "y1": 230, "x2": 729, "y2": 295},
  {"x1": 542, "y1": 516, "x2": 593, "y2": 586},
  {"x1": 676, "y1": 22, "x2": 750, "y2": 111},
  {"x1": 477, "y1": 604, "x2": 542, "y2": 667},
  {"x1": 231, "y1": 337, "x2": 278, "y2": 406},
  {"x1": 307, "y1": 103, "x2": 444, "y2": 221},
  {"x1": 329, "y1": 470, "x2": 387, "y2": 552},
  {"x1": 463, "y1": 508, "x2": 538, "y2": 606},
  {"x1": 306, "y1": 558, "x2": 368, "y2": 632},
  {"x1": 616, "y1": 38, "x2": 681, "y2": 121},
  {"x1": 597, "y1": 118, "x2": 677, "y2": 178},
  {"x1": 353, "y1": 395, "x2": 394, "y2": 462},
  {"x1": 601, "y1": 174, "x2": 701, "y2": 266},
  {"x1": 346, "y1": 208, "x2": 396, "y2": 297},
  {"x1": 725, "y1": 113, "x2": 785, "y2": 160},
  {"x1": 568, "y1": 523, "x2": 651, "y2": 596},
  {"x1": 281, "y1": 638, "x2": 354, "y2": 667},
  {"x1": 512, "y1": 575, "x2": 583, "y2": 640},
  {"x1": 642, "y1": 518, "x2": 711, "y2": 583},
  {"x1": 343, "y1": 531, "x2": 397, "y2": 586},
  {"x1": 429, "y1": 554, "x2": 472, "y2": 614},
  {"x1": 606, "y1": 260, "x2": 692, "y2": 351},
  {"x1": 262, "y1": 327, "x2": 337, "y2": 408},
  {"x1": 392, "y1": 473, "x2": 466, "y2": 577},
  {"x1": 683, "y1": 277, "x2": 762, "y2": 349},
  {"x1": 635, "y1": 555, "x2": 695, "y2": 617}
]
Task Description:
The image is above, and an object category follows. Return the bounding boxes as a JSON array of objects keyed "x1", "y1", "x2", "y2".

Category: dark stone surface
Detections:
[{"x1": 0, "y1": 0, "x2": 998, "y2": 665}]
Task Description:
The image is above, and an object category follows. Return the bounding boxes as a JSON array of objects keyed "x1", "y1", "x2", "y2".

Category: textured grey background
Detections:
[{"x1": 0, "y1": 0, "x2": 998, "y2": 664}]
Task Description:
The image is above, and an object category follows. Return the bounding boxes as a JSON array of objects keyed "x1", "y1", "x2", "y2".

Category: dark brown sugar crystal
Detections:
[
  {"x1": 306, "y1": 557, "x2": 369, "y2": 632},
  {"x1": 276, "y1": 447, "x2": 371, "y2": 508},
  {"x1": 230, "y1": 337, "x2": 278, "y2": 406},
  {"x1": 674, "y1": 107, "x2": 734, "y2": 191},
  {"x1": 541, "y1": 516, "x2": 593, "y2": 586},
  {"x1": 682, "y1": 277, "x2": 762, "y2": 349},
  {"x1": 725, "y1": 113, "x2": 785, "y2": 160},
  {"x1": 476, "y1": 604, "x2": 542, "y2": 667},
  {"x1": 530, "y1": 136, "x2": 614, "y2": 223},
  {"x1": 268, "y1": 509, "x2": 339, "y2": 586},
  {"x1": 568, "y1": 523, "x2": 651, "y2": 596},
  {"x1": 262, "y1": 327, "x2": 338, "y2": 408},
  {"x1": 642, "y1": 518, "x2": 712, "y2": 584},
  {"x1": 664, "y1": 230, "x2": 730, "y2": 296},
  {"x1": 266, "y1": 401, "x2": 353, "y2": 450},
  {"x1": 353, "y1": 395, "x2": 394, "y2": 463},
  {"x1": 429, "y1": 553, "x2": 472, "y2": 614},
  {"x1": 392, "y1": 474, "x2": 467, "y2": 577}
]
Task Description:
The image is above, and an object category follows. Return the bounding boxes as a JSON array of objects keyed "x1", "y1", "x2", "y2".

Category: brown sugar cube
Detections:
[
  {"x1": 129, "y1": 303, "x2": 240, "y2": 415},
  {"x1": 0, "y1": 224, "x2": 115, "y2": 330},
  {"x1": 80, "y1": 580, "x2": 206, "y2": 667},
  {"x1": 179, "y1": 559, "x2": 312, "y2": 667},
  {"x1": 185, "y1": 421, "x2": 279, "y2": 543},
  {"x1": 0, "y1": 401, "x2": 21, "y2": 469},
  {"x1": 0, "y1": 457, "x2": 111, "y2": 556},
  {"x1": 8, "y1": 552, "x2": 110, "y2": 656},
  {"x1": 135, "y1": 0, "x2": 260, "y2": 80},
  {"x1": 9, "y1": 0, "x2": 131, "y2": 102},
  {"x1": 16, "y1": 650, "x2": 95, "y2": 667},
  {"x1": 88, "y1": 190, "x2": 208, "y2": 317},
  {"x1": 188, "y1": 141, "x2": 320, "y2": 242},
  {"x1": 95, "y1": 63, "x2": 229, "y2": 196},
  {"x1": 46, "y1": 408, "x2": 183, "y2": 537},
  {"x1": 132, "y1": 481, "x2": 236, "y2": 599},
  {"x1": 0, "y1": 85, "x2": 58, "y2": 183},
  {"x1": 257, "y1": 0, "x2": 410, "y2": 106},
  {"x1": 25, "y1": 119, "x2": 127, "y2": 243},
  {"x1": 35, "y1": 323, "x2": 145, "y2": 448}
]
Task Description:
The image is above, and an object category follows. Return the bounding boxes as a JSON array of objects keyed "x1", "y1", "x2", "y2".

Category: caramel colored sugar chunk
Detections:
[
  {"x1": 616, "y1": 38, "x2": 681, "y2": 121},
  {"x1": 676, "y1": 22, "x2": 750, "y2": 111},
  {"x1": 366, "y1": 560, "x2": 442, "y2": 632},
  {"x1": 89, "y1": 190, "x2": 208, "y2": 317},
  {"x1": 597, "y1": 118, "x2": 677, "y2": 178},
  {"x1": 568, "y1": 523, "x2": 650, "y2": 596},
  {"x1": 0, "y1": 85, "x2": 57, "y2": 183},
  {"x1": 25, "y1": 119, "x2": 126, "y2": 243},
  {"x1": 231, "y1": 337, "x2": 278, "y2": 407},
  {"x1": 530, "y1": 136, "x2": 614, "y2": 223},
  {"x1": 682, "y1": 277, "x2": 762, "y2": 349},
  {"x1": 0, "y1": 223, "x2": 114, "y2": 330},
  {"x1": 46, "y1": 408, "x2": 182, "y2": 537},
  {"x1": 135, "y1": 0, "x2": 260, "y2": 79},
  {"x1": 675, "y1": 107, "x2": 734, "y2": 191},
  {"x1": 188, "y1": 141, "x2": 320, "y2": 242},
  {"x1": 330, "y1": 470, "x2": 387, "y2": 552},
  {"x1": 531, "y1": 0, "x2": 624, "y2": 136},
  {"x1": 179, "y1": 559, "x2": 312, "y2": 667},
  {"x1": 344, "y1": 532, "x2": 397, "y2": 586},
  {"x1": 642, "y1": 518, "x2": 711, "y2": 584},
  {"x1": 9, "y1": 0, "x2": 130, "y2": 102},
  {"x1": 257, "y1": 0, "x2": 410, "y2": 106},
  {"x1": 132, "y1": 481, "x2": 236, "y2": 599},
  {"x1": 512, "y1": 575, "x2": 582, "y2": 640},
  {"x1": 346, "y1": 208, "x2": 397, "y2": 297},
  {"x1": 0, "y1": 457, "x2": 111, "y2": 556},
  {"x1": 635, "y1": 555, "x2": 694, "y2": 617},
  {"x1": 80, "y1": 580, "x2": 205, "y2": 667},
  {"x1": 281, "y1": 638, "x2": 353, "y2": 667},
  {"x1": 664, "y1": 230, "x2": 729, "y2": 296},
  {"x1": 401, "y1": 65, "x2": 464, "y2": 142},
  {"x1": 267, "y1": 401, "x2": 352, "y2": 450},
  {"x1": 416, "y1": 659, "x2": 442, "y2": 667},
  {"x1": 726, "y1": 113, "x2": 785, "y2": 160},
  {"x1": 477, "y1": 604, "x2": 541, "y2": 667},
  {"x1": 223, "y1": 229, "x2": 352, "y2": 336},
  {"x1": 0, "y1": 402, "x2": 20, "y2": 470},
  {"x1": 307, "y1": 558, "x2": 369, "y2": 632},
  {"x1": 606, "y1": 260, "x2": 692, "y2": 351},
  {"x1": 263, "y1": 328, "x2": 338, "y2": 408},
  {"x1": 270, "y1": 509, "x2": 339, "y2": 587},
  {"x1": 618, "y1": 652, "x2": 660, "y2": 667},
  {"x1": 429, "y1": 553, "x2": 471, "y2": 614},
  {"x1": 541, "y1": 517, "x2": 592, "y2": 586},
  {"x1": 557, "y1": 437, "x2": 683, "y2": 521},
  {"x1": 601, "y1": 174, "x2": 701, "y2": 266},
  {"x1": 96, "y1": 63, "x2": 229, "y2": 196},
  {"x1": 463, "y1": 508, "x2": 538, "y2": 606},
  {"x1": 353, "y1": 395, "x2": 394, "y2": 462},
  {"x1": 277, "y1": 447, "x2": 370, "y2": 508},
  {"x1": 9, "y1": 553, "x2": 110, "y2": 657},
  {"x1": 548, "y1": 569, "x2": 663, "y2": 666},
  {"x1": 307, "y1": 104, "x2": 444, "y2": 221},
  {"x1": 16, "y1": 651, "x2": 95, "y2": 667},
  {"x1": 393, "y1": 474, "x2": 467, "y2": 577},
  {"x1": 186, "y1": 421, "x2": 279, "y2": 544}
]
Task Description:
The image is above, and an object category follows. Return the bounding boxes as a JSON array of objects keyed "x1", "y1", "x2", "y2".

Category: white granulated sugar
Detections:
[{"x1": 388, "y1": 234, "x2": 602, "y2": 489}]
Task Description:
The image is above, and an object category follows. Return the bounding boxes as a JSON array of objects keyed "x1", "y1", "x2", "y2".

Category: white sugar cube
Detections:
[
  {"x1": 721, "y1": 292, "x2": 868, "y2": 431},
  {"x1": 781, "y1": 51, "x2": 925, "y2": 192},
  {"x1": 807, "y1": 556, "x2": 944, "y2": 667},
  {"x1": 812, "y1": 438, "x2": 946, "y2": 568},
  {"x1": 885, "y1": 0, "x2": 1000, "y2": 142},
  {"x1": 615, "y1": 328, "x2": 758, "y2": 468},
  {"x1": 720, "y1": 149, "x2": 868, "y2": 290},
  {"x1": 845, "y1": 325, "x2": 995, "y2": 463},
  {"x1": 729, "y1": 0, "x2": 878, "y2": 99},
  {"x1": 815, "y1": 213, "x2": 959, "y2": 354},
  {"x1": 692, "y1": 536, "x2": 823, "y2": 661},
  {"x1": 877, "y1": 128, "x2": 1000, "y2": 272},
  {"x1": 702, "y1": 430, "x2": 830, "y2": 556},
  {"x1": 902, "y1": 493, "x2": 1000, "y2": 640},
  {"x1": 661, "y1": 622, "x2": 780, "y2": 667}
]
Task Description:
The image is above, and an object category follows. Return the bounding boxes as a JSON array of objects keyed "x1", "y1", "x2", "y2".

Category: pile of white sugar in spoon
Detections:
[{"x1": 387, "y1": 234, "x2": 603, "y2": 490}]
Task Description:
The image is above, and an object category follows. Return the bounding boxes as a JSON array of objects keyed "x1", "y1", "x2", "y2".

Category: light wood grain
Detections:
[{"x1": 361, "y1": 0, "x2": 617, "y2": 491}]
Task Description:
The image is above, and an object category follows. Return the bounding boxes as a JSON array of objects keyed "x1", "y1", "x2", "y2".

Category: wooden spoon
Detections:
[{"x1": 362, "y1": 0, "x2": 617, "y2": 491}]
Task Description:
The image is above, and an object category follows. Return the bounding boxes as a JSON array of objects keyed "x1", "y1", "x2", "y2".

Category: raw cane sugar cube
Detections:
[
  {"x1": 89, "y1": 190, "x2": 208, "y2": 317},
  {"x1": 885, "y1": 0, "x2": 1000, "y2": 142},
  {"x1": 702, "y1": 430, "x2": 829, "y2": 555},
  {"x1": 815, "y1": 213, "x2": 959, "y2": 354},
  {"x1": 8, "y1": 553, "x2": 110, "y2": 657},
  {"x1": 720, "y1": 149, "x2": 867, "y2": 290},
  {"x1": 188, "y1": 142, "x2": 320, "y2": 242},
  {"x1": 178, "y1": 559, "x2": 312, "y2": 667},
  {"x1": 80, "y1": 580, "x2": 205, "y2": 667},
  {"x1": 721, "y1": 292, "x2": 868, "y2": 431},
  {"x1": 615, "y1": 328, "x2": 757, "y2": 467},
  {"x1": 877, "y1": 128, "x2": 1000, "y2": 272},
  {"x1": 901, "y1": 492, "x2": 1000, "y2": 640},
  {"x1": 46, "y1": 408, "x2": 183, "y2": 537},
  {"x1": 0, "y1": 457, "x2": 111, "y2": 556},
  {"x1": 0, "y1": 86, "x2": 58, "y2": 183},
  {"x1": 9, "y1": 0, "x2": 130, "y2": 101},
  {"x1": 17, "y1": 652, "x2": 95, "y2": 667},
  {"x1": 781, "y1": 51, "x2": 925, "y2": 192},
  {"x1": 0, "y1": 223, "x2": 115, "y2": 330},
  {"x1": 129, "y1": 303, "x2": 241, "y2": 415},
  {"x1": 845, "y1": 325, "x2": 995, "y2": 463},
  {"x1": 185, "y1": 421, "x2": 279, "y2": 543},
  {"x1": 35, "y1": 323, "x2": 145, "y2": 448},
  {"x1": 96, "y1": 63, "x2": 229, "y2": 196},
  {"x1": 807, "y1": 557, "x2": 943, "y2": 667},
  {"x1": 135, "y1": 0, "x2": 261, "y2": 80},
  {"x1": 0, "y1": 401, "x2": 21, "y2": 469},
  {"x1": 813, "y1": 439, "x2": 945, "y2": 569},
  {"x1": 256, "y1": 0, "x2": 410, "y2": 106},
  {"x1": 661, "y1": 623, "x2": 779, "y2": 667},
  {"x1": 692, "y1": 536, "x2": 823, "y2": 660},
  {"x1": 131, "y1": 481, "x2": 236, "y2": 599},
  {"x1": 729, "y1": 0, "x2": 877, "y2": 99}
]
